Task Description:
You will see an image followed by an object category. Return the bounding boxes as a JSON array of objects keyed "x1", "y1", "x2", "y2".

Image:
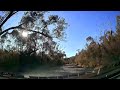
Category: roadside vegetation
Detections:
[{"x1": 68, "y1": 15, "x2": 120, "y2": 75}]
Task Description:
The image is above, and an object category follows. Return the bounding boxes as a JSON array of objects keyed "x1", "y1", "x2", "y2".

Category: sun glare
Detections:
[{"x1": 22, "y1": 31, "x2": 28, "y2": 37}]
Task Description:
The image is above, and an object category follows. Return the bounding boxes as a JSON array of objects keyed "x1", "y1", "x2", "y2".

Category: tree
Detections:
[
  {"x1": 0, "y1": 11, "x2": 68, "y2": 66},
  {"x1": 0, "y1": 11, "x2": 68, "y2": 55}
]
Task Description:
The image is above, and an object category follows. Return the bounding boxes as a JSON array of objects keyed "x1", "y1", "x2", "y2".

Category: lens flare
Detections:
[{"x1": 22, "y1": 31, "x2": 28, "y2": 37}]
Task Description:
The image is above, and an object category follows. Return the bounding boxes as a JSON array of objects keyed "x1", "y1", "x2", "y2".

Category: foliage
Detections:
[
  {"x1": 0, "y1": 11, "x2": 68, "y2": 71},
  {"x1": 71, "y1": 15, "x2": 120, "y2": 69}
]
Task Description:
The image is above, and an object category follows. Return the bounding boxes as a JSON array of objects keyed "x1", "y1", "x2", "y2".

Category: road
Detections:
[
  {"x1": 22, "y1": 64, "x2": 87, "y2": 78},
  {"x1": 0, "y1": 64, "x2": 93, "y2": 79}
]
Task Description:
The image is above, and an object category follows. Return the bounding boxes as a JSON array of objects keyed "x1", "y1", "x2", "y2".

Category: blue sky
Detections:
[{"x1": 2, "y1": 11, "x2": 120, "y2": 57}]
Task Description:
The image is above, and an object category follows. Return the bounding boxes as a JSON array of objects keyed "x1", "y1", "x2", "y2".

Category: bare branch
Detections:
[
  {"x1": 0, "y1": 23, "x2": 52, "y2": 39},
  {"x1": 28, "y1": 29, "x2": 52, "y2": 39},
  {"x1": 0, "y1": 11, "x2": 18, "y2": 28},
  {"x1": 0, "y1": 23, "x2": 23, "y2": 36}
]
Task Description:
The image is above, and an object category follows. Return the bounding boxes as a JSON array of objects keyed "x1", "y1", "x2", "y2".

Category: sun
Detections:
[{"x1": 22, "y1": 31, "x2": 28, "y2": 37}]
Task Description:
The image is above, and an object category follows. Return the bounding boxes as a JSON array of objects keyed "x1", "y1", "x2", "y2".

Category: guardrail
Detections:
[
  {"x1": 0, "y1": 69, "x2": 93, "y2": 79},
  {"x1": 109, "y1": 73, "x2": 120, "y2": 79},
  {"x1": 0, "y1": 72, "x2": 84, "y2": 79},
  {"x1": 28, "y1": 72, "x2": 86, "y2": 79},
  {"x1": 92, "y1": 68, "x2": 120, "y2": 79},
  {"x1": 108, "y1": 71, "x2": 120, "y2": 79},
  {"x1": 0, "y1": 72, "x2": 25, "y2": 79}
]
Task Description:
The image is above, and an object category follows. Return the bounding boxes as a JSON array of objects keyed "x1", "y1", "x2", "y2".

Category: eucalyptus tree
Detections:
[{"x1": 0, "y1": 11, "x2": 68, "y2": 60}]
